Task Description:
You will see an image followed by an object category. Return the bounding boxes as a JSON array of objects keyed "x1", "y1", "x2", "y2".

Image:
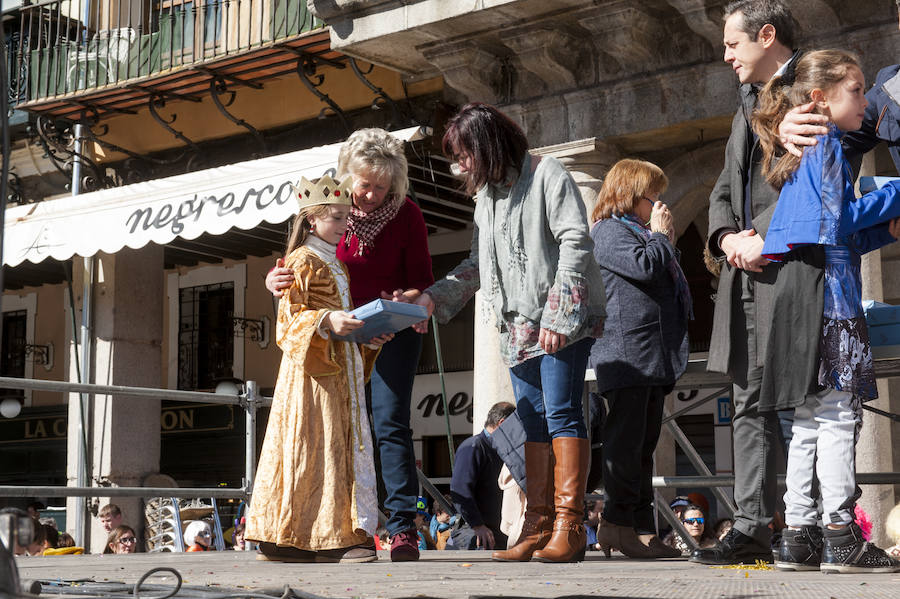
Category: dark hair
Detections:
[
  {"x1": 442, "y1": 102, "x2": 529, "y2": 196},
  {"x1": 57, "y1": 532, "x2": 75, "y2": 548},
  {"x1": 753, "y1": 49, "x2": 860, "y2": 187},
  {"x1": 724, "y1": 0, "x2": 798, "y2": 49},
  {"x1": 484, "y1": 401, "x2": 515, "y2": 429},
  {"x1": 42, "y1": 524, "x2": 59, "y2": 549}
]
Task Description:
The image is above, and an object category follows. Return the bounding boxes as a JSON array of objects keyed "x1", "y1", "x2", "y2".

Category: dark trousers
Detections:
[
  {"x1": 600, "y1": 385, "x2": 665, "y2": 532},
  {"x1": 367, "y1": 327, "x2": 423, "y2": 536},
  {"x1": 729, "y1": 271, "x2": 780, "y2": 544}
]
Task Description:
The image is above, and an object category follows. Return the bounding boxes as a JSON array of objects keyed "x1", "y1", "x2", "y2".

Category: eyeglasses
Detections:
[
  {"x1": 118, "y1": 536, "x2": 137, "y2": 544},
  {"x1": 683, "y1": 517, "x2": 705, "y2": 525}
]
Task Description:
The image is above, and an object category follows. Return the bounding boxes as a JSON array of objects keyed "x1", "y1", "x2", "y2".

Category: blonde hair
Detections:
[
  {"x1": 591, "y1": 159, "x2": 669, "y2": 222},
  {"x1": 886, "y1": 503, "x2": 900, "y2": 545},
  {"x1": 753, "y1": 49, "x2": 861, "y2": 188},
  {"x1": 337, "y1": 128, "x2": 409, "y2": 201},
  {"x1": 284, "y1": 204, "x2": 337, "y2": 255}
]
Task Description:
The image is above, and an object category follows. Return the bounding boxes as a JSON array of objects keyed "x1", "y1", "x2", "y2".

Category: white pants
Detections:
[{"x1": 784, "y1": 387, "x2": 861, "y2": 527}]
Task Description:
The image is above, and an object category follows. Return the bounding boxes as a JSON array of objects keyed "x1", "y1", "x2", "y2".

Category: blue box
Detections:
[
  {"x1": 862, "y1": 300, "x2": 900, "y2": 326},
  {"x1": 869, "y1": 324, "x2": 900, "y2": 347},
  {"x1": 332, "y1": 299, "x2": 429, "y2": 343}
]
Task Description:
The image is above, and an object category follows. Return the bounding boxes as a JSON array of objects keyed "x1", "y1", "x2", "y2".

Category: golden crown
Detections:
[{"x1": 290, "y1": 174, "x2": 353, "y2": 210}]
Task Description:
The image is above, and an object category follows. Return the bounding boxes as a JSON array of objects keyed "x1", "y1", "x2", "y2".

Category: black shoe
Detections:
[
  {"x1": 689, "y1": 527, "x2": 772, "y2": 565},
  {"x1": 820, "y1": 523, "x2": 900, "y2": 574},
  {"x1": 774, "y1": 526, "x2": 823, "y2": 571}
]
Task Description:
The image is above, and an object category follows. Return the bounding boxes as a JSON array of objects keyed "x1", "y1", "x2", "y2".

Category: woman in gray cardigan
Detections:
[
  {"x1": 413, "y1": 103, "x2": 606, "y2": 563},
  {"x1": 589, "y1": 159, "x2": 691, "y2": 559}
]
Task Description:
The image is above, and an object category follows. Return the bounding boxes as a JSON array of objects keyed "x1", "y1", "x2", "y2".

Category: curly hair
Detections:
[{"x1": 337, "y1": 128, "x2": 409, "y2": 202}]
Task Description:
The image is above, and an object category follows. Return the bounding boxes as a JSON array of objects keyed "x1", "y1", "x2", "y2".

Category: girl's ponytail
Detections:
[{"x1": 753, "y1": 75, "x2": 799, "y2": 188}]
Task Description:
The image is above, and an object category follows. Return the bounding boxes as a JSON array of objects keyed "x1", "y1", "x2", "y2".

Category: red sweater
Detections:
[{"x1": 337, "y1": 198, "x2": 434, "y2": 307}]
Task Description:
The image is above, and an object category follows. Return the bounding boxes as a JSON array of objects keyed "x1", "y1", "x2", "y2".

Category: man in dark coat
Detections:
[
  {"x1": 699, "y1": 0, "x2": 814, "y2": 566},
  {"x1": 449, "y1": 401, "x2": 515, "y2": 550}
]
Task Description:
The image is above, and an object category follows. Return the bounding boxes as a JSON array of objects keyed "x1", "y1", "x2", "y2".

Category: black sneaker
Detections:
[
  {"x1": 820, "y1": 523, "x2": 900, "y2": 574},
  {"x1": 774, "y1": 526, "x2": 823, "y2": 571},
  {"x1": 689, "y1": 527, "x2": 772, "y2": 565}
]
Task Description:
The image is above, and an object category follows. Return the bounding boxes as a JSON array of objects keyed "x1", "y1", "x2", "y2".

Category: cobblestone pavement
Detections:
[{"x1": 14, "y1": 550, "x2": 900, "y2": 599}]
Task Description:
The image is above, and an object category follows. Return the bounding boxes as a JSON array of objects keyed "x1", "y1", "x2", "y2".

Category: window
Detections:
[
  {"x1": 1, "y1": 293, "x2": 37, "y2": 407},
  {"x1": 0, "y1": 310, "x2": 27, "y2": 406},
  {"x1": 167, "y1": 264, "x2": 246, "y2": 390},
  {"x1": 178, "y1": 282, "x2": 234, "y2": 390}
]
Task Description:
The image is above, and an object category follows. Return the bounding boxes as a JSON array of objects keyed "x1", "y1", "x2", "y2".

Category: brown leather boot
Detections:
[
  {"x1": 492, "y1": 442, "x2": 554, "y2": 561},
  {"x1": 533, "y1": 437, "x2": 589, "y2": 563}
]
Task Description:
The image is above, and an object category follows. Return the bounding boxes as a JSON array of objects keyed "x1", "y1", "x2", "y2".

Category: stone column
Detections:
[
  {"x1": 857, "y1": 152, "x2": 895, "y2": 547},
  {"x1": 67, "y1": 246, "x2": 164, "y2": 553},
  {"x1": 469, "y1": 139, "x2": 618, "y2": 434}
]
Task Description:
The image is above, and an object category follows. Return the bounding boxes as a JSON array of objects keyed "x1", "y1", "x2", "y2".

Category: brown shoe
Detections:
[
  {"x1": 639, "y1": 533, "x2": 682, "y2": 558},
  {"x1": 255, "y1": 542, "x2": 316, "y2": 563},
  {"x1": 533, "y1": 437, "x2": 590, "y2": 563},
  {"x1": 492, "y1": 442, "x2": 554, "y2": 562},
  {"x1": 315, "y1": 543, "x2": 377, "y2": 563}
]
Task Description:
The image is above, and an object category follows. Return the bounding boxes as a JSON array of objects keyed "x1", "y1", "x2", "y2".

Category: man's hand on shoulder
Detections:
[
  {"x1": 779, "y1": 101, "x2": 830, "y2": 158},
  {"x1": 720, "y1": 229, "x2": 770, "y2": 273}
]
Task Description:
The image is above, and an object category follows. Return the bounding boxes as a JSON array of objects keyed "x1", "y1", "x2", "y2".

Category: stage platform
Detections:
[{"x1": 13, "y1": 549, "x2": 900, "y2": 599}]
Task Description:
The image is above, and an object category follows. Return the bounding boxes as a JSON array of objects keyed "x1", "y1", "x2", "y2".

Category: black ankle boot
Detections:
[
  {"x1": 775, "y1": 526, "x2": 823, "y2": 571},
  {"x1": 820, "y1": 523, "x2": 900, "y2": 574}
]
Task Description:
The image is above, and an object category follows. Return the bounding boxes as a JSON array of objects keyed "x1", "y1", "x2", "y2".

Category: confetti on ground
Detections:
[{"x1": 710, "y1": 560, "x2": 773, "y2": 571}]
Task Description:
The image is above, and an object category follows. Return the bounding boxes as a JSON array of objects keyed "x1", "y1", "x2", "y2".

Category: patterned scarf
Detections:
[
  {"x1": 614, "y1": 213, "x2": 694, "y2": 321},
  {"x1": 345, "y1": 195, "x2": 404, "y2": 256}
]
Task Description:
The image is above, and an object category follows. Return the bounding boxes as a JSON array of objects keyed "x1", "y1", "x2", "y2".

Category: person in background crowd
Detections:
[
  {"x1": 714, "y1": 518, "x2": 735, "y2": 541},
  {"x1": 584, "y1": 500, "x2": 601, "y2": 551},
  {"x1": 589, "y1": 158, "x2": 690, "y2": 560},
  {"x1": 105, "y1": 525, "x2": 138, "y2": 555},
  {"x1": 99, "y1": 503, "x2": 124, "y2": 534},
  {"x1": 183, "y1": 521, "x2": 213, "y2": 553},
  {"x1": 429, "y1": 498, "x2": 458, "y2": 550},
  {"x1": 266, "y1": 128, "x2": 434, "y2": 563},
  {"x1": 56, "y1": 533, "x2": 76, "y2": 548},
  {"x1": 412, "y1": 102, "x2": 606, "y2": 564},
  {"x1": 26, "y1": 502, "x2": 45, "y2": 520},
  {"x1": 450, "y1": 402, "x2": 516, "y2": 551},
  {"x1": 664, "y1": 505, "x2": 717, "y2": 556},
  {"x1": 232, "y1": 518, "x2": 246, "y2": 550}
]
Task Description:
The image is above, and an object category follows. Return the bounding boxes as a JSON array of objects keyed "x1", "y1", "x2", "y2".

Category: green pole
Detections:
[{"x1": 431, "y1": 315, "x2": 455, "y2": 470}]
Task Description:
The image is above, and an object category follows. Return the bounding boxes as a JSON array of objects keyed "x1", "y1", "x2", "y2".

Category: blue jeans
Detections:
[
  {"x1": 508, "y1": 337, "x2": 591, "y2": 442},
  {"x1": 368, "y1": 327, "x2": 423, "y2": 536}
]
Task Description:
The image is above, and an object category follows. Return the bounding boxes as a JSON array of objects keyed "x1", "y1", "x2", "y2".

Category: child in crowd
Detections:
[
  {"x1": 430, "y1": 497, "x2": 459, "y2": 550},
  {"x1": 98, "y1": 503, "x2": 123, "y2": 533},
  {"x1": 753, "y1": 49, "x2": 900, "y2": 574},
  {"x1": 245, "y1": 174, "x2": 392, "y2": 564},
  {"x1": 885, "y1": 503, "x2": 900, "y2": 558}
]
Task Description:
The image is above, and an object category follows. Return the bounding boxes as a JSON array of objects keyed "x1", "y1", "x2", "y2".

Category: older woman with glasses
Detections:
[
  {"x1": 589, "y1": 159, "x2": 692, "y2": 559},
  {"x1": 104, "y1": 525, "x2": 138, "y2": 554}
]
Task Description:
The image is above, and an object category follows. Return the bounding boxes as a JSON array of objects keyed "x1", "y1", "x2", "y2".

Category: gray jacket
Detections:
[
  {"x1": 588, "y1": 218, "x2": 689, "y2": 393},
  {"x1": 430, "y1": 154, "x2": 606, "y2": 338}
]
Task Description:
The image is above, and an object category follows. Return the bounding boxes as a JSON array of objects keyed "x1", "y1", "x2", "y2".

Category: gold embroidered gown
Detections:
[{"x1": 246, "y1": 236, "x2": 379, "y2": 551}]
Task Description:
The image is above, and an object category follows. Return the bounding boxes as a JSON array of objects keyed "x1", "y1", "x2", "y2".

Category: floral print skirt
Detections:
[{"x1": 818, "y1": 316, "x2": 876, "y2": 401}]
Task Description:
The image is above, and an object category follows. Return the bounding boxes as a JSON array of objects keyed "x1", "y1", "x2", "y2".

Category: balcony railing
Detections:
[{"x1": 10, "y1": 0, "x2": 321, "y2": 105}]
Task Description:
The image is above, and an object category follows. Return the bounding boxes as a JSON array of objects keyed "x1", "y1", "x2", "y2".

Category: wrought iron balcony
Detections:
[{"x1": 10, "y1": 0, "x2": 322, "y2": 107}]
